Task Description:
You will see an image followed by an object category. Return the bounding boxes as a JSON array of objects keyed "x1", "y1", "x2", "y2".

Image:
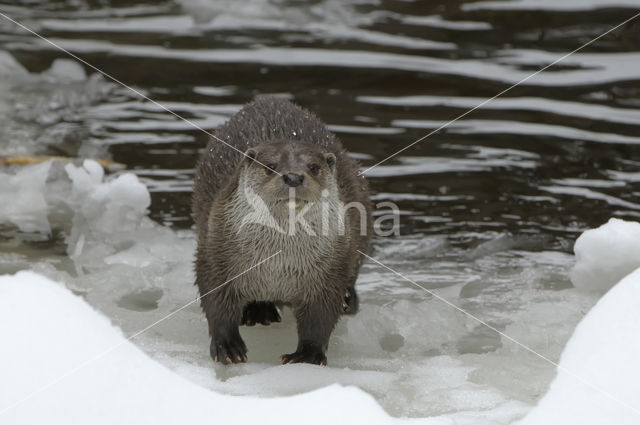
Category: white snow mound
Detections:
[
  {"x1": 570, "y1": 218, "x2": 640, "y2": 292},
  {"x1": 517, "y1": 266, "x2": 640, "y2": 424},
  {"x1": 0, "y1": 271, "x2": 394, "y2": 425}
]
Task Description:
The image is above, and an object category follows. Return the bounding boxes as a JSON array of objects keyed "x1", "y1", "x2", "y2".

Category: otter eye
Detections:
[
  {"x1": 265, "y1": 163, "x2": 278, "y2": 174},
  {"x1": 308, "y1": 163, "x2": 320, "y2": 176}
]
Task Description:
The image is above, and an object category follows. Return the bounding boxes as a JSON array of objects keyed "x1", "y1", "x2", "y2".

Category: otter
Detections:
[{"x1": 193, "y1": 96, "x2": 371, "y2": 365}]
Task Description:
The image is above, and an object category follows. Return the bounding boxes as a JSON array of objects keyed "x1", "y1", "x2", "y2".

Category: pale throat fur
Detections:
[{"x1": 206, "y1": 168, "x2": 347, "y2": 303}]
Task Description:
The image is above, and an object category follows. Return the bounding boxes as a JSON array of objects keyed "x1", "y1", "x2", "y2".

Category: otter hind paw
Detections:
[
  {"x1": 281, "y1": 343, "x2": 327, "y2": 366},
  {"x1": 342, "y1": 286, "x2": 359, "y2": 315},
  {"x1": 242, "y1": 301, "x2": 282, "y2": 326}
]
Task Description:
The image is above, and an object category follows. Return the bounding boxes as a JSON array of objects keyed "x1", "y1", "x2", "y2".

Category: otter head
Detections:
[{"x1": 240, "y1": 140, "x2": 337, "y2": 213}]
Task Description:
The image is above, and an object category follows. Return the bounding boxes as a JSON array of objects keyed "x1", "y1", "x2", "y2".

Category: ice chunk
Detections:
[
  {"x1": 570, "y1": 218, "x2": 640, "y2": 293},
  {"x1": 64, "y1": 160, "x2": 151, "y2": 258},
  {"x1": 0, "y1": 161, "x2": 52, "y2": 234},
  {"x1": 43, "y1": 58, "x2": 87, "y2": 82},
  {"x1": 0, "y1": 271, "x2": 395, "y2": 425},
  {"x1": 0, "y1": 49, "x2": 113, "y2": 158},
  {"x1": 517, "y1": 266, "x2": 640, "y2": 425},
  {"x1": 104, "y1": 244, "x2": 155, "y2": 268}
]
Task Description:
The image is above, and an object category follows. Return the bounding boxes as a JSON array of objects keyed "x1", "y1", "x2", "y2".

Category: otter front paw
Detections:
[
  {"x1": 210, "y1": 333, "x2": 247, "y2": 364},
  {"x1": 242, "y1": 301, "x2": 282, "y2": 326},
  {"x1": 281, "y1": 342, "x2": 327, "y2": 366},
  {"x1": 342, "y1": 286, "x2": 359, "y2": 315}
]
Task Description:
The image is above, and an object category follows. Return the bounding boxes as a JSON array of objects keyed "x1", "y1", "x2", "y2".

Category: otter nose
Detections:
[{"x1": 282, "y1": 173, "x2": 304, "y2": 187}]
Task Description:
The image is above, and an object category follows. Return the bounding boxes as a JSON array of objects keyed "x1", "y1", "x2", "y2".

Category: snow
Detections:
[
  {"x1": 0, "y1": 271, "x2": 394, "y2": 425},
  {"x1": 570, "y1": 218, "x2": 640, "y2": 293},
  {"x1": 514, "y1": 217, "x2": 640, "y2": 424},
  {"x1": 517, "y1": 266, "x2": 640, "y2": 425}
]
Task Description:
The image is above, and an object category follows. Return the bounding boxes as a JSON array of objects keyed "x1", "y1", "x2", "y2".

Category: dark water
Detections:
[{"x1": 2, "y1": 0, "x2": 639, "y2": 249}]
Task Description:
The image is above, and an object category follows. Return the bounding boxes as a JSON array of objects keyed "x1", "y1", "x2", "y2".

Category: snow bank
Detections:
[
  {"x1": 517, "y1": 266, "x2": 640, "y2": 425},
  {"x1": 5, "y1": 259, "x2": 639, "y2": 425},
  {"x1": 570, "y1": 218, "x2": 640, "y2": 293},
  {"x1": 0, "y1": 271, "x2": 395, "y2": 425}
]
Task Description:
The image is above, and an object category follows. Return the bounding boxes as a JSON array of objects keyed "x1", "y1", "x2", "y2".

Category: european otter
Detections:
[{"x1": 193, "y1": 96, "x2": 371, "y2": 365}]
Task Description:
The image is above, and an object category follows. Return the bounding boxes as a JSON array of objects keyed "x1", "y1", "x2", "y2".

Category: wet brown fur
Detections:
[{"x1": 192, "y1": 96, "x2": 371, "y2": 365}]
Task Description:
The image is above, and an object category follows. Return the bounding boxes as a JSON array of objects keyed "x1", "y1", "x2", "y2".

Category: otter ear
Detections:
[
  {"x1": 324, "y1": 152, "x2": 336, "y2": 170},
  {"x1": 244, "y1": 148, "x2": 257, "y2": 164}
]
